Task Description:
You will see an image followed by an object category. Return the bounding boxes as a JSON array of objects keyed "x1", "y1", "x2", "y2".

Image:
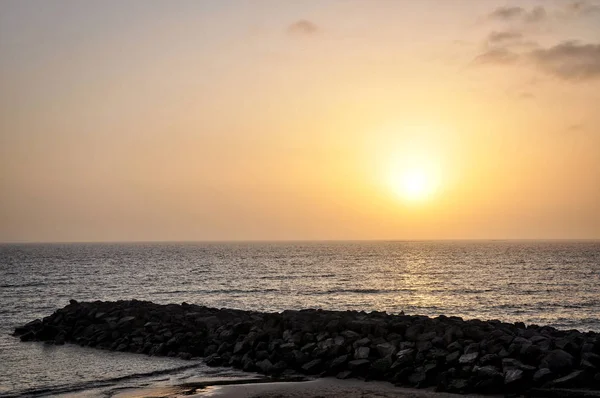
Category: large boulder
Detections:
[{"x1": 540, "y1": 349, "x2": 575, "y2": 375}]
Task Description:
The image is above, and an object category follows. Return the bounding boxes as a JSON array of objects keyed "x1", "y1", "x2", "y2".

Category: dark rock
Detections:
[
  {"x1": 348, "y1": 359, "x2": 370, "y2": 371},
  {"x1": 533, "y1": 368, "x2": 554, "y2": 385},
  {"x1": 370, "y1": 355, "x2": 393, "y2": 374},
  {"x1": 205, "y1": 354, "x2": 223, "y2": 366},
  {"x1": 541, "y1": 349, "x2": 575, "y2": 375},
  {"x1": 301, "y1": 359, "x2": 322, "y2": 374},
  {"x1": 445, "y1": 378, "x2": 469, "y2": 394},
  {"x1": 340, "y1": 330, "x2": 360, "y2": 341},
  {"x1": 546, "y1": 370, "x2": 587, "y2": 388},
  {"x1": 458, "y1": 352, "x2": 479, "y2": 365},
  {"x1": 256, "y1": 359, "x2": 274, "y2": 374},
  {"x1": 353, "y1": 337, "x2": 371, "y2": 348},
  {"x1": 445, "y1": 351, "x2": 460, "y2": 364},
  {"x1": 407, "y1": 369, "x2": 427, "y2": 386},
  {"x1": 583, "y1": 352, "x2": 600, "y2": 368},
  {"x1": 504, "y1": 368, "x2": 524, "y2": 386},
  {"x1": 479, "y1": 353, "x2": 500, "y2": 367},
  {"x1": 354, "y1": 346, "x2": 370, "y2": 359},
  {"x1": 329, "y1": 354, "x2": 348, "y2": 370},
  {"x1": 337, "y1": 370, "x2": 352, "y2": 379},
  {"x1": 376, "y1": 342, "x2": 396, "y2": 358}
]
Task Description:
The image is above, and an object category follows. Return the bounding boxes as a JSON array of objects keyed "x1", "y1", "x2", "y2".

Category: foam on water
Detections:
[{"x1": 1, "y1": 241, "x2": 599, "y2": 395}]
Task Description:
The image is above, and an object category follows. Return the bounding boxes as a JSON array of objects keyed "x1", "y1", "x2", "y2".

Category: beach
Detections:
[{"x1": 113, "y1": 378, "x2": 487, "y2": 398}]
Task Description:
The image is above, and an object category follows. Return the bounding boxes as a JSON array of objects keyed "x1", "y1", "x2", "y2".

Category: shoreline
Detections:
[
  {"x1": 113, "y1": 377, "x2": 491, "y2": 398},
  {"x1": 14, "y1": 300, "x2": 600, "y2": 396}
]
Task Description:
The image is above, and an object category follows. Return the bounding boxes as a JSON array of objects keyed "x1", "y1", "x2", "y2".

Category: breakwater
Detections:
[{"x1": 13, "y1": 300, "x2": 600, "y2": 395}]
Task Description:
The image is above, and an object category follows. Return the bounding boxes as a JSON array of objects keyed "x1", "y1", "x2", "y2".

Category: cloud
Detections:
[
  {"x1": 526, "y1": 6, "x2": 547, "y2": 23},
  {"x1": 487, "y1": 31, "x2": 523, "y2": 44},
  {"x1": 567, "y1": 123, "x2": 584, "y2": 131},
  {"x1": 488, "y1": 6, "x2": 546, "y2": 23},
  {"x1": 287, "y1": 20, "x2": 319, "y2": 36},
  {"x1": 518, "y1": 92, "x2": 535, "y2": 99},
  {"x1": 489, "y1": 6, "x2": 525, "y2": 20},
  {"x1": 474, "y1": 38, "x2": 600, "y2": 81},
  {"x1": 473, "y1": 48, "x2": 519, "y2": 65},
  {"x1": 566, "y1": 1, "x2": 600, "y2": 15},
  {"x1": 530, "y1": 41, "x2": 600, "y2": 80}
]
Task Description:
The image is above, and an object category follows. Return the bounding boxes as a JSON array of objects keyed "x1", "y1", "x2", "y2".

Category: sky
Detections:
[{"x1": 1, "y1": 0, "x2": 599, "y2": 242}]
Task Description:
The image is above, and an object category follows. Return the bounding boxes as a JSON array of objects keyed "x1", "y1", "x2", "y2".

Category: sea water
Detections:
[{"x1": 1, "y1": 241, "x2": 599, "y2": 396}]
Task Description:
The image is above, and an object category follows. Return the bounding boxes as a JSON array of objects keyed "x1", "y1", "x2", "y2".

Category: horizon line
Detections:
[{"x1": 1, "y1": 238, "x2": 599, "y2": 245}]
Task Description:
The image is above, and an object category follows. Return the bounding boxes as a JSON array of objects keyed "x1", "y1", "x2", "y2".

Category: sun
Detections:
[{"x1": 389, "y1": 166, "x2": 439, "y2": 202}]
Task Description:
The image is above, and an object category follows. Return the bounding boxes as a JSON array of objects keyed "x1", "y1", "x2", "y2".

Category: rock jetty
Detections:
[{"x1": 13, "y1": 300, "x2": 600, "y2": 395}]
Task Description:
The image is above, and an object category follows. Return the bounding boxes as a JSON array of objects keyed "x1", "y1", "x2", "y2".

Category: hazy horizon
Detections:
[{"x1": 1, "y1": 0, "x2": 599, "y2": 242}]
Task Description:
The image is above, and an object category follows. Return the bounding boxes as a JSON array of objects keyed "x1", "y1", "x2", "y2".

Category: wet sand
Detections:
[{"x1": 114, "y1": 378, "x2": 489, "y2": 398}]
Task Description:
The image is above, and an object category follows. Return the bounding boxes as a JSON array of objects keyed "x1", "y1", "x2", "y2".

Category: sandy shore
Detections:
[
  {"x1": 203, "y1": 378, "x2": 490, "y2": 398},
  {"x1": 115, "y1": 378, "x2": 490, "y2": 398}
]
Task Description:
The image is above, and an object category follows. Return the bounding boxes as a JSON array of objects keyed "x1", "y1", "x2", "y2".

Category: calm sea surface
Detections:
[{"x1": 1, "y1": 241, "x2": 599, "y2": 396}]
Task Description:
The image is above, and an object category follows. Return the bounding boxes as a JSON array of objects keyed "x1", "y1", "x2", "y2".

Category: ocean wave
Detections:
[
  {"x1": 0, "y1": 363, "x2": 201, "y2": 398},
  {"x1": 0, "y1": 282, "x2": 48, "y2": 289},
  {"x1": 152, "y1": 288, "x2": 281, "y2": 295},
  {"x1": 310, "y1": 288, "x2": 414, "y2": 295}
]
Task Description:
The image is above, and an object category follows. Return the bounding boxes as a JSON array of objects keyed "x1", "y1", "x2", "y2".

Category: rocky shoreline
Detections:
[{"x1": 13, "y1": 300, "x2": 600, "y2": 395}]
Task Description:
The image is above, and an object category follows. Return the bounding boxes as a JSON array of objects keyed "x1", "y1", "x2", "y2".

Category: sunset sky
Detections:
[{"x1": 1, "y1": 0, "x2": 599, "y2": 242}]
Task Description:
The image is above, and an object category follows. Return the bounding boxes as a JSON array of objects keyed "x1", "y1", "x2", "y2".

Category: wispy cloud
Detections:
[
  {"x1": 473, "y1": 41, "x2": 600, "y2": 81},
  {"x1": 287, "y1": 20, "x2": 319, "y2": 36},
  {"x1": 565, "y1": 0, "x2": 600, "y2": 16},
  {"x1": 488, "y1": 6, "x2": 546, "y2": 23},
  {"x1": 518, "y1": 92, "x2": 535, "y2": 99},
  {"x1": 474, "y1": 48, "x2": 519, "y2": 65},
  {"x1": 530, "y1": 41, "x2": 600, "y2": 81},
  {"x1": 489, "y1": 6, "x2": 525, "y2": 20},
  {"x1": 487, "y1": 31, "x2": 523, "y2": 44}
]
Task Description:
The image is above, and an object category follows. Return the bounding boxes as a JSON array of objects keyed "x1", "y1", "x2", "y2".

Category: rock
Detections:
[
  {"x1": 354, "y1": 346, "x2": 370, "y2": 359},
  {"x1": 340, "y1": 330, "x2": 360, "y2": 341},
  {"x1": 504, "y1": 368, "x2": 524, "y2": 386},
  {"x1": 473, "y1": 366, "x2": 503, "y2": 393},
  {"x1": 205, "y1": 354, "x2": 223, "y2": 366},
  {"x1": 376, "y1": 342, "x2": 396, "y2": 358},
  {"x1": 540, "y1": 349, "x2": 574, "y2": 374},
  {"x1": 458, "y1": 352, "x2": 479, "y2": 365},
  {"x1": 20, "y1": 331, "x2": 36, "y2": 342},
  {"x1": 405, "y1": 324, "x2": 424, "y2": 341},
  {"x1": 329, "y1": 354, "x2": 348, "y2": 370},
  {"x1": 348, "y1": 359, "x2": 370, "y2": 371},
  {"x1": 337, "y1": 370, "x2": 352, "y2": 379},
  {"x1": 479, "y1": 353, "x2": 500, "y2": 367},
  {"x1": 204, "y1": 344, "x2": 218, "y2": 356},
  {"x1": 464, "y1": 342, "x2": 479, "y2": 354},
  {"x1": 445, "y1": 378, "x2": 469, "y2": 394},
  {"x1": 546, "y1": 370, "x2": 587, "y2": 388},
  {"x1": 354, "y1": 337, "x2": 371, "y2": 347},
  {"x1": 418, "y1": 331, "x2": 437, "y2": 341},
  {"x1": 533, "y1": 368, "x2": 554, "y2": 385},
  {"x1": 445, "y1": 351, "x2": 460, "y2": 364},
  {"x1": 475, "y1": 365, "x2": 503, "y2": 379},
  {"x1": 370, "y1": 356, "x2": 393, "y2": 374},
  {"x1": 522, "y1": 343, "x2": 543, "y2": 364},
  {"x1": 301, "y1": 359, "x2": 322, "y2": 374},
  {"x1": 583, "y1": 352, "x2": 600, "y2": 368},
  {"x1": 407, "y1": 369, "x2": 426, "y2": 386},
  {"x1": 256, "y1": 359, "x2": 274, "y2": 374},
  {"x1": 446, "y1": 341, "x2": 462, "y2": 352}
]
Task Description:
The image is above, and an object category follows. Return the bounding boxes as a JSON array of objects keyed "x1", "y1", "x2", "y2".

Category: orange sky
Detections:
[{"x1": 1, "y1": 0, "x2": 599, "y2": 242}]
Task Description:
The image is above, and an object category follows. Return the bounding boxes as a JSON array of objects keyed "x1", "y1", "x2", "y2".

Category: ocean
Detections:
[{"x1": 1, "y1": 241, "x2": 599, "y2": 396}]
